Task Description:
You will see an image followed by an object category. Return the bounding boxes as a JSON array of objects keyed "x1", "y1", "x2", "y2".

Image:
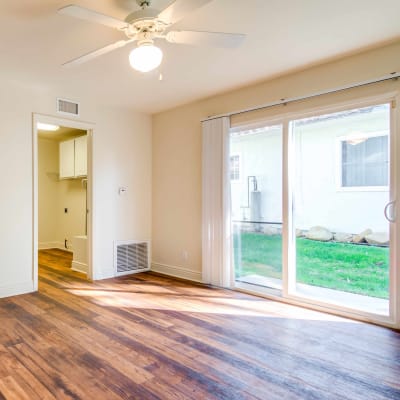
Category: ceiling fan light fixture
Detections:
[{"x1": 129, "y1": 42, "x2": 163, "y2": 72}]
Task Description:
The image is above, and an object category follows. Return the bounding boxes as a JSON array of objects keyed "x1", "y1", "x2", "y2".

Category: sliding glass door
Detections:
[
  {"x1": 290, "y1": 103, "x2": 391, "y2": 315},
  {"x1": 230, "y1": 100, "x2": 396, "y2": 322}
]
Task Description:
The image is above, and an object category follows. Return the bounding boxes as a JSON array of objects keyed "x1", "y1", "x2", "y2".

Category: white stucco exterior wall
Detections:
[{"x1": 230, "y1": 105, "x2": 390, "y2": 234}]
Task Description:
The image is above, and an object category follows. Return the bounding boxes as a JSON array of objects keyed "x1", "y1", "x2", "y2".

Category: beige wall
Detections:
[
  {"x1": 38, "y1": 137, "x2": 87, "y2": 249},
  {"x1": 0, "y1": 81, "x2": 152, "y2": 298},
  {"x1": 38, "y1": 139, "x2": 59, "y2": 244},
  {"x1": 152, "y1": 40, "x2": 400, "y2": 282}
]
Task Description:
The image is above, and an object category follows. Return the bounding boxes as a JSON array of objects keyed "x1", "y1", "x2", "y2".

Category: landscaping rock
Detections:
[
  {"x1": 262, "y1": 226, "x2": 281, "y2": 235},
  {"x1": 365, "y1": 232, "x2": 389, "y2": 246},
  {"x1": 353, "y1": 229, "x2": 372, "y2": 244},
  {"x1": 305, "y1": 226, "x2": 333, "y2": 242},
  {"x1": 296, "y1": 229, "x2": 305, "y2": 238},
  {"x1": 333, "y1": 232, "x2": 353, "y2": 243}
]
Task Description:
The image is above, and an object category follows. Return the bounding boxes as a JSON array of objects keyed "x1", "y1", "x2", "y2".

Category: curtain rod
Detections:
[{"x1": 202, "y1": 72, "x2": 400, "y2": 122}]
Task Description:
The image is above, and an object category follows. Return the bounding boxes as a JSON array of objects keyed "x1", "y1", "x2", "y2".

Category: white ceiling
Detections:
[
  {"x1": 38, "y1": 126, "x2": 86, "y2": 141},
  {"x1": 1, "y1": 0, "x2": 400, "y2": 114}
]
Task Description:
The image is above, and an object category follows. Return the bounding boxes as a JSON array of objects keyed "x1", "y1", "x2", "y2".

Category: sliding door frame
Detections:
[{"x1": 231, "y1": 90, "x2": 400, "y2": 329}]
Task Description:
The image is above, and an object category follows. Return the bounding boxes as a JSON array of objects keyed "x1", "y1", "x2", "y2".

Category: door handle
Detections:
[{"x1": 384, "y1": 201, "x2": 396, "y2": 223}]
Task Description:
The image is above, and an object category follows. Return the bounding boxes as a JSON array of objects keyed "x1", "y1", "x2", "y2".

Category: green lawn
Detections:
[{"x1": 234, "y1": 232, "x2": 389, "y2": 299}]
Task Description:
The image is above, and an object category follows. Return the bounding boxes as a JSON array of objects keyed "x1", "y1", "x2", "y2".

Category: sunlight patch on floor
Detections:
[
  {"x1": 66, "y1": 283, "x2": 176, "y2": 294},
  {"x1": 67, "y1": 287, "x2": 358, "y2": 322}
]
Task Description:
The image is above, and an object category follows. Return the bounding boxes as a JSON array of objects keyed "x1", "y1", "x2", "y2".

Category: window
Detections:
[
  {"x1": 340, "y1": 133, "x2": 389, "y2": 188},
  {"x1": 230, "y1": 154, "x2": 240, "y2": 181}
]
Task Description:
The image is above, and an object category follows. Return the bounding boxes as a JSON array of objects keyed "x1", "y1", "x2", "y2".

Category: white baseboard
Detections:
[
  {"x1": 151, "y1": 262, "x2": 202, "y2": 283},
  {"x1": 71, "y1": 261, "x2": 88, "y2": 274},
  {"x1": 0, "y1": 281, "x2": 34, "y2": 299},
  {"x1": 39, "y1": 241, "x2": 72, "y2": 252}
]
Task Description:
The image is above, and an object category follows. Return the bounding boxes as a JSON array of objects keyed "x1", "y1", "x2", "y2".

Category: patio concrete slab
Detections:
[{"x1": 237, "y1": 274, "x2": 389, "y2": 316}]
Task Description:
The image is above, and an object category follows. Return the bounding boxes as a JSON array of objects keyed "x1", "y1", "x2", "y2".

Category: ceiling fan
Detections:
[{"x1": 58, "y1": 0, "x2": 246, "y2": 72}]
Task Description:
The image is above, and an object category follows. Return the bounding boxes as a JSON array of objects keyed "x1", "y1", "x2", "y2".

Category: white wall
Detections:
[
  {"x1": 231, "y1": 128, "x2": 283, "y2": 224},
  {"x1": 57, "y1": 178, "x2": 87, "y2": 246},
  {"x1": 231, "y1": 106, "x2": 390, "y2": 234},
  {"x1": 92, "y1": 108, "x2": 152, "y2": 280},
  {"x1": 293, "y1": 107, "x2": 389, "y2": 234},
  {"x1": 0, "y1": 81, "x2": 151, "y2": 298},
  {"x1": 152, "y1": 40, "x2": 400, "y2": 282}
]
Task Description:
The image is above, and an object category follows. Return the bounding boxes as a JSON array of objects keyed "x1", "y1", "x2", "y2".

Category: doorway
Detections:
[{"x1": 33, "y1": 114, "x2": 94, "y2": 288}]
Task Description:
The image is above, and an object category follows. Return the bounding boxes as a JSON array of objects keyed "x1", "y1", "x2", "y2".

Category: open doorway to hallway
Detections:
[
  {"x1": 38, "y1": 125, "x2": 88, "y2": 278},
  {"x1": 33, "y1": 115, "x2": 94, "y2": 288}
]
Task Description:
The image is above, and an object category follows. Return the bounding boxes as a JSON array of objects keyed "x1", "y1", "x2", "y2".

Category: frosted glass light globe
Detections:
[{"x1": 129, "y1": 44, "x2": 163, "y2": 72}]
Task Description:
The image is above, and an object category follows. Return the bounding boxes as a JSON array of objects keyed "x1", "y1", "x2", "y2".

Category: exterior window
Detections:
[
  {"x1": 230, "y1": 154, "x2": 240, "y2": 181},
  {"x1": 341, "y1": 134, "x2": 388, "y2": 188}
]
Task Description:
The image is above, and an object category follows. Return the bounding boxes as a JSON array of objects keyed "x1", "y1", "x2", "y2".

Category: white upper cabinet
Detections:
[
  {"x1": 74, "y1": 135, "x2": 87, "y2": 177},
  {"x1": 59, "y1": 139, "x2": 75, "y2": 179},
  {"x1": 59, "y1": 135, "x2": 87, "y2": 179}
]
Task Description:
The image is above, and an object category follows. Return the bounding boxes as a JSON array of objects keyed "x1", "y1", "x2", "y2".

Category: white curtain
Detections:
[{"x1": 202, "y1": 117, "x2": 232, "y2": 287}]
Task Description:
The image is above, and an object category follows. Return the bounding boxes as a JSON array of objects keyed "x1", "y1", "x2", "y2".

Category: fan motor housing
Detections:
[
  {"x1": 136, "y1": 0, "x2": 151, "y2": 7},
  {"x1": 125, "y1": 8, "x2": 159, "y2": 24}
]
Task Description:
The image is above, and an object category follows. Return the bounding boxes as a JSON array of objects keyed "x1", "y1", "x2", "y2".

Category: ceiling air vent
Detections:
[
  {"x1": 114, "y1": 240, "x2": 150, "y2": 276},
  {"x1": 57, "y1": 98, "x2": 80, "y2": 117}
]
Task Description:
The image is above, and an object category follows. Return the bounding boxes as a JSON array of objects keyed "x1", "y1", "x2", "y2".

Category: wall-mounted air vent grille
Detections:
[
  {"x1": 57, "y1": 98, "x2": 80, "y2": 117},
  {"x1": 114, "y1": 241, "x2": 150, "y2": 276}
]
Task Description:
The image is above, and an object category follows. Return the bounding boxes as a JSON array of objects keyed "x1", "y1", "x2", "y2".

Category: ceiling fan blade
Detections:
[
  {"x1": 166, "y1": 30, "x2": 246, "y2": 48},
  {"x1": 158, "y1": 0, "x2": 212, "y2": 25},
  {"x1": 58, "y1": 5, "x2": 128, "y2": 30},
  {"x1": 62, "y1": 40, "x2": 131, "y2": 67}
]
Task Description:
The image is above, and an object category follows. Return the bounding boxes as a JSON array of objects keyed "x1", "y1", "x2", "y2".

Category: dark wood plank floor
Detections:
[{"x1": 0, "y1": 249, "x2": 399, "y2": 399}]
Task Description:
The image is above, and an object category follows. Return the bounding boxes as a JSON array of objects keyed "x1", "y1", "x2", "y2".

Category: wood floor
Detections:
[{"x1": 0, "y1": 249, "x2": 399, "y2": 399}]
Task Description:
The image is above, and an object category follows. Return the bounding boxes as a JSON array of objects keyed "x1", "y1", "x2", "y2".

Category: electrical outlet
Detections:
[
  {"x1": 182, "y1": 251, "x2": 189, "y2": 261},
  {"x1": 64, "y1": 208, "x2": 68, "y2": 213}
]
